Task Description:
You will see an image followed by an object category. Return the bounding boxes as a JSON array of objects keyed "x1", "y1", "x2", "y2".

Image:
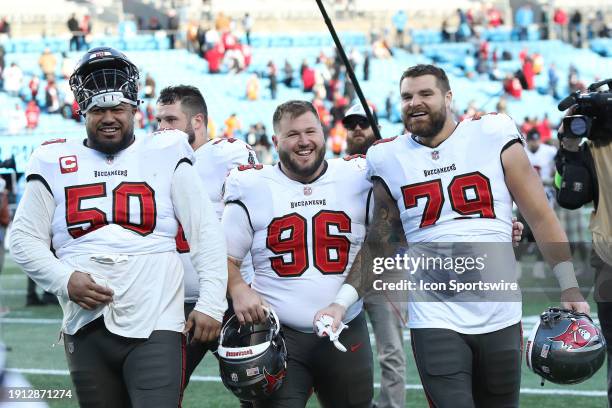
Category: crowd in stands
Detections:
[{"x1": 0, "y1": 4, "x2": 608, "y2": 162}]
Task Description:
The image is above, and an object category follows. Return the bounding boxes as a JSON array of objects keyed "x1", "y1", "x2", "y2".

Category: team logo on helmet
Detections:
[
  {"x1": 263, "y1": 367, "x2": 286, "y2": 395},
  {"x1": 549, "y1": 319, "x2": 599, "y2": 350}
]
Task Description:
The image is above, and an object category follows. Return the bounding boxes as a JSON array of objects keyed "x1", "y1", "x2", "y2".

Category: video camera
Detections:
[{"x1": 558, "y1": 78, "x2": 612, "y2": 141}]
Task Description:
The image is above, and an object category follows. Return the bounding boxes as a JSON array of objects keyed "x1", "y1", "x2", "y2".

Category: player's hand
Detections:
[
  {"x1": 511, "y1": 217, "x2": 523, "y2": 247},
  {"x1": 184, "y1": 310, "x2": 221, "y2": 344},
  {"x1": 67, "y1": 271, "x2": 114, "y2": 310},
  {"x1": 313, "y1": 303, "x2": 347, "y2": 332},
  {"x1": 561, "y1": 287, "x2": 591, "y2": 315},
  {"x1": 230, "y1": 282, "x2": 268, "y2": 325}
]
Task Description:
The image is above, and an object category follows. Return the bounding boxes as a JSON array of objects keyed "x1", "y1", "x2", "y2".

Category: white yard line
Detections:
[{"x1": 5, "y1": 369, "x2": 606, "y2": 397}]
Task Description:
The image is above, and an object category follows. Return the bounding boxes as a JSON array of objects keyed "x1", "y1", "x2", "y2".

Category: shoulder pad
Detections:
[
  {"x1": 147, "y1": 128, "x2": 190, "y2": 148},
  {"x1": 372, "y1": 136, "x2": 398, "y2": 146}
]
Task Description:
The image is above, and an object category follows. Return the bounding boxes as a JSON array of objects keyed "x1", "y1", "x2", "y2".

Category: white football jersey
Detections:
[
  {"x1": 26, "y1": 130, "x2": 194, "y2": 259},
  {"x1": 224, "y1": 157, "x2": 372, "y2": 332},
  {"x1": 179, "y1": 137, "x2": 258, "y2": 302},
  {"x1": 366, "y1": 113, "x2": 522, "y2": 334}
]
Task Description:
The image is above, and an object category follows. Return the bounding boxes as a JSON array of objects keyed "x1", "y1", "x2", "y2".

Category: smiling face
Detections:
[
  {"x1": 85, "y1": 103, "x2": 136, "y2": 154},
  {"x1": 273, "y1": 110, "x2": 326, "y2": 183},
  {"x1": 400, "y1": 74, "x2": 452, "y2": 141}
]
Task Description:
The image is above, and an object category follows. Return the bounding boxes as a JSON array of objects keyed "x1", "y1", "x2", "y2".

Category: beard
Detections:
[
  {"x1": 185, "y1": 121, "x2": 195, "y2": 146},
  {"x1": 279, "y1": 144, "x2": 326, "y2": 180},
  {"x1": 346, "y1": 131, "x2": 376, "y2": 155},
  {"x1": 402, "y1": 106, "x2": 447, "y2": 139},
  {"x1": 86, "y1": 124, "x2": 135, "y2": 155}
]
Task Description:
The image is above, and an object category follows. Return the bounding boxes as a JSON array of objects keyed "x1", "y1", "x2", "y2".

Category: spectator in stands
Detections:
[
  {"x1": 215, "y1": 12, "x2": 230, "y2": 32},
  {"x1": 67, "y1": 13, "x2": 80, "y2": 51},
  {"x1": 363, "y1": 51, "x2": 370, "y2": 81},
  {"x1": 38, "y1": 48, "x2": 57, "y2": 80},
  {"x1": 45, "y1": 78, "x2": 60, "y2": 114},
  {"x1": 456, "y1": 8, "x2": 471, "y2": 42},
  {"x1": 144, "y1": 73, "x2": 156, "y2": 99},
  {"x1": 521, "y1": 57, "x2": 535, "y2": 90},
  {"x1": 548, "y1": 63, "x2": 560, "y2": 99},
  {"x1": 8, "y1": 103, "x2": 26, "y2": 134},
  {"x1": 283, "y1": 60, "x2": 294, "y2": 88},
  {"x1": 327, "y1": 120, "x2": 347, "y2": 157},
  {"x1": 223, "y1": 113, "x2": 241, "y2": 138},
  {"x1": 267, "y1": 61, "x2": 278, "y2": 100},
  {"x1": 302, "y1": 62, "x2": 315, "y2": 92},
  {"x1": 242, "y1": 13, "x2": 253, "y2": 46},
  {"x1": 0, "y1": 44, "x2": 5, "y2": 90},
  {"x1": 392, "y1": 9, "x2": 408, "y2": 48},
  {"x1": 536, "y1": 113, "x2": 552, "y2": 143},
  {"x1": 205, "y1": 42, "x2": 223, "y2": 74},
  {"x1": 515, "y1": 4, "x2": 534, "y2": 41},
  {"x1": 60, "y1": 52, "x2": 74, "y2": 79},
  {"x1": 0, "y1": 17, "x2": 9, "y2": 36},
  {"x1": 28, "y1": 75, "x2": 40, "y2": 104},
  {"x1": 3, "y1": 62, "x2": 22, "y2": 96},
  {"x1": 80, "y1": 15, "x2": 92, "y2": 50},
  {"x1": 246, "y1": 74, "x2": 259, "y2": 100},
  {"x1": 254, "y1": 133, "x2": 274, "y2": 165},
  {"x1": 569, "y1": 10, "x2": 583, "y2": 47},
  {"x1": 148, "y1": 16, "x2": 162, "y2": 31},
  {"x1": 553, "y1": 8, "x2": 569, "y2": 41},
  {"x1": 25, "y1": 100, "x2": 40, "y2": 130},
  {"x1": 487, "y1": 4, "x2": 503, "y2": 27},
  {"x1": 589, "y1": 10, "x2": 609, "y2": 39},
  {"x1": 167, "y1": 10, "x2": 179, "y2": 50},
  {"x1": 503, "y1": 73, "x2": 522, "y2": 99}
]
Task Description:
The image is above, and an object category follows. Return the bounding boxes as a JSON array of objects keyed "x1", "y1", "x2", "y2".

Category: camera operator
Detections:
[{"x1": 555, "y1": 79, "x2": 612, "y2": 405}]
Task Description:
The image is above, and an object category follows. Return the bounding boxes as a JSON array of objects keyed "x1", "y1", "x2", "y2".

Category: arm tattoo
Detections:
[{"x1": 346, "y1": 180, "x2": 406, "y2": 296}]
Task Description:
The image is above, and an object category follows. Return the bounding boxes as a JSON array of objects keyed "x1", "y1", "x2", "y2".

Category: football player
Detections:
[
  {"x1": 222, "y1": 100, "x2": 373, "y2": 407},
  {"x1": 316, "y1": 64, "x2": 589, "y2": 407},
  {"x1": 155, "y1": 85, "x2": 257, "y2": 387},
  {"x1": 10, "y1": 47, "x2": 227, "y2": 407}
]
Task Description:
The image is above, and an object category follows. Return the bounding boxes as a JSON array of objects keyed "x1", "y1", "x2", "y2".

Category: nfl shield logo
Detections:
[
  {"x1": 67, "y1": 342, "x2": 75, "y2": 354},
  {"x1": 304, "y1": 187, "x2": 312, "y2": 196},
  {"x1": 431, "y1": 150, "x2": 440, "y2": 160},
  {"x1": 106, "y1": 155, "x2": 114, "y2": 164},
  {"x1": 231, "y1": 373, "x2": 239, "y2": 382}
]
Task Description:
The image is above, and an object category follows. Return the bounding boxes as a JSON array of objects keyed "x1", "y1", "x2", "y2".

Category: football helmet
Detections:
[
  {"x1": 526, "y1": 307, "x2": 606, "y2": 385},
  {"x1": 69, "y1": 47, "x2": 140, "y2": 114},
  {"x1": 218, "y1": 308, "x2": 287, "y2": 401}
]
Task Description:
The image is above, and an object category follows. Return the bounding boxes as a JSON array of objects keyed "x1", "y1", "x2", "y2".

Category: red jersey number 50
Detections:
[{"x1": 65, "y1": 182, "x2": 156, "y2": 238}]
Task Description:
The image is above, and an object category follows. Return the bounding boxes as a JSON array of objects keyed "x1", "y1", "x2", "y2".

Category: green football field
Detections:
[{"x1": 0, "y1": 256, "x2": 607, "y2": 408}]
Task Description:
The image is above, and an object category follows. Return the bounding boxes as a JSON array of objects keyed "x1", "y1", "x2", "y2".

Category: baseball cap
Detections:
[{"x1": 342, "y1": 103, "x2": 373, "y2": 124}]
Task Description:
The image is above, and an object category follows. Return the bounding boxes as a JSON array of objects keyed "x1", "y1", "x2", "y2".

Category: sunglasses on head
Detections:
[{"x1": 344, "y1": 117, "x2": 371, "y2": 131}]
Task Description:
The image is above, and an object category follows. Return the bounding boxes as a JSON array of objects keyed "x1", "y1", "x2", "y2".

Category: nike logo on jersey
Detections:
[
  {"x1": 350, "y1": 342, "x2": 363, "y2": 352},
  {"x1": 423, "y1": 163, "x2": 456, "y2": 178}
]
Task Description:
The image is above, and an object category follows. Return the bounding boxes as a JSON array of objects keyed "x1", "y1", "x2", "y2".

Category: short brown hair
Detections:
[
  {"x1": 157, "y1": 85, "x2": 208, "y2": 126},
  {"x1": 399, "y1": 64, "x2": 451, "y2": 93},
  {"x1": 272, "y1": 100, "x2": 319, "y2": 133}
]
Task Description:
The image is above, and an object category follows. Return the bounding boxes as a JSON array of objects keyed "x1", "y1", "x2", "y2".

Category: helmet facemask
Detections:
[{"x1": 69, "y1": 51, "x2": 139, "y2": 114}]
